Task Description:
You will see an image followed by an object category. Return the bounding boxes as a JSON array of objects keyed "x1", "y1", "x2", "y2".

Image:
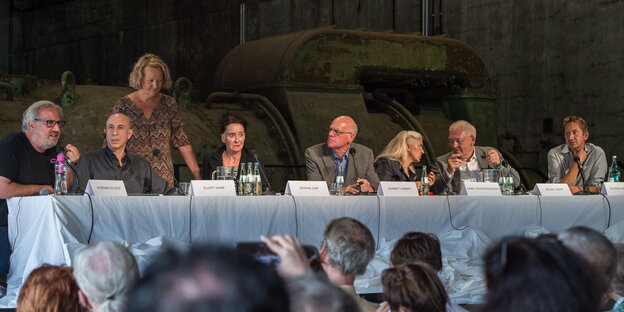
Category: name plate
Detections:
[
  {"x1": 377, "y1": 182, "x2": 419, "y2": 196},
  {"x1": 284, "y1": 181, "x2": 329, "y2": 196},
  {"x1": 460, "y1": 182, "x2": 502, "y2": 196},
  {"x1": 532, "y1": 183, "x2": 572, "y2": 196},
  {"x1": 85, "y1": 180, "x2": 127, "y2": 196},
  {"x1": 601, "y1": 182, "x2": 624, "y2": 195},
  {"x1": 190, "y1": 180, "x2": 236, "y2": 196}
]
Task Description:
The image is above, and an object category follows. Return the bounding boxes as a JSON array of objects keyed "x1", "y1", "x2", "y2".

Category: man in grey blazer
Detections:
[
  {"x1": 431, "y1": 120, "x2": 520, "y2": 195},
  {"x1": 305, "y1": 116, "x2": 380, "y2": 194}
]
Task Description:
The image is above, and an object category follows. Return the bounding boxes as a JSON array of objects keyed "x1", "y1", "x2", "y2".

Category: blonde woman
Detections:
[
  {"x1": 374, "y1": 130, "x2": 435, "y2": 182},
  {"x1": 112, "y1": 53, "x2": 201, "y2": 187}
]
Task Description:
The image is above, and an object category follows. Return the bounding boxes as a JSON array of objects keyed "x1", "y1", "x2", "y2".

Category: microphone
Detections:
[
  {"x1": 152, "y1": 149, "x2": 183, "y2": 195},
  {"x1": 501, "y1": 159, "x2": 509, "y2": 167},
  {"x1": 573, "y1": 156, "x2": 593, "y2": 195},
  {"x1": 39, "y1": 188, "x2": 50, "y2": 196},
  {"x1": 250, "y1": 150, "x2": 273, "y2": 194},
  {"x1": 56, "y1": 146, "x2": 80, "y2": 193}
]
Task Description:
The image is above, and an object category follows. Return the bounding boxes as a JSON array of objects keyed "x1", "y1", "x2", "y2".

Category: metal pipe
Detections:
[
  {"x1": 240, "y1": 1, "x2": 246, "y2": 45},
  {"x1": 421, "y1": 0, "x2": 430, "y2": 36}
]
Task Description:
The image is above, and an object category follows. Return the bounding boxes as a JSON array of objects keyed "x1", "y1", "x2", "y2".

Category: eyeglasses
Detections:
[
  {"x1": 328, "y1": 128, "x2": 352, "y2": 136},
  {"x1": 225, "y1": 132, "x2": 245, "y2": 139},
  {"x1": 34, "y1": 118, "x2": 66, "y2": 128},
  {"x1": 448, "y1": 136, "x2": 471, "y2": 145}
]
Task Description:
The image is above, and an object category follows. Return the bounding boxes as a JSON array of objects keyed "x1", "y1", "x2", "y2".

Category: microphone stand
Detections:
[
  {"x1": 574, "y1": 157, "x2": 597, "y2": 195},
  {"x1": 153, "y1": 149, "x2": 184, "y2": 195},
  {"x1": 250, "y1": 150, "x2": 274, "y2": 195}
]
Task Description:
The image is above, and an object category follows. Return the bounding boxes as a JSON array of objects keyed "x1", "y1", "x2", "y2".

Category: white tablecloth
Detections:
[{"x1": 3, "y1": 194, "x2": 624, "y2": 307}]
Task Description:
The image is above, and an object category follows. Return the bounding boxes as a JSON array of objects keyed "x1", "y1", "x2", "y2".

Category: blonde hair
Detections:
[
  {"x1": 128, "y1": 53, "x2": 172, "y2": 90},
  {"x1": 376, "y1": 130, "x2": 423, "y2": 169},
  {"x1": 449, "y1": 120, "x2": 476, "y2": 138}
]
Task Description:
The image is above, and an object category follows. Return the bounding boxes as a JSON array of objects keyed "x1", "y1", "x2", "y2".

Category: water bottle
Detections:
[
  {"x1": 335, "y1": 162, "x2": 344, "y2": 194},
  {"x1": 253, "y1": 162, "x2": 262, "y2": 195},
  {"x1": 609, "y1": 156, "x2": 620, "y2": 182},
  {"x1": 420, "y1": 165, "x2": 430, "y2": 196},
  {"x1": 503, "y1": 165, "x2": 514, "y2": 195},
  {"x1": 246, "y1": 162, "x2": 254, "y2": 196},
  {"x1": 238, "y1": 163, "x2": 246, "y2": 195},
  {"x1": 54, "y1": 153, "x2": 67, "y2": 195}
]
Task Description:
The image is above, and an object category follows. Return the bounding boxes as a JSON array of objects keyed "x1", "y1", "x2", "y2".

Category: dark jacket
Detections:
[{"x1": 374, "y1": 157, "x2": 417, "y2": 182}]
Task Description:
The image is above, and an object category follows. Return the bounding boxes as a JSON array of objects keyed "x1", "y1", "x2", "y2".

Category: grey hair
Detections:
[
  {"x1": 22, "y1": 100, "x2": 63, "y2": 132},
  {"x1": 558, "y1": 226, "x2": 616, "y2": 286},
  {"x1": 73, "y1": 241, "x2": 139, "y2": 312},
  {"x1": 287, "y1": 272, "x2": 360, "y2": 312},
  {"x1": 322, "y1": 217, "x2": 375, "y2": 276},
  {"x1": 449, "y1": 120, "x2": 476, "y2": 138}
]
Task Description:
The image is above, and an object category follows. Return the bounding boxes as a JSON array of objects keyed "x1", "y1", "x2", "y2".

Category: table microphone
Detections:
[
  {"x1": 574, "y1": 156, "x2": 594, "y2": 195},
  {"x1": 39, "y1": 188, "x2": 50, "y2": 196},
  {"x1": 250, "y1": 149, "x2": 273, "y2": 194},
  {"x1": 152, "y1": 149, "x2": 183, "y2": 195}
]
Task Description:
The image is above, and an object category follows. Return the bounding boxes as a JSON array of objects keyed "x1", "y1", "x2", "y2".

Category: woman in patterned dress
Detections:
[{"x1": 112, "y1": 54, "x2": 201, "y2": 187}]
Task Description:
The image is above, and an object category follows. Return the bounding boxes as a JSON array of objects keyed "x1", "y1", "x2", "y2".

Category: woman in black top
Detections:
[{"x1": 374, "y1": 130, "x2": 435, "y2": 182}]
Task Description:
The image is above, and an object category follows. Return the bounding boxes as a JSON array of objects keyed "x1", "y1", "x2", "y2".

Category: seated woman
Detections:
[
  {"x1": 378, "y1": 262, "x2": 449, "y2": 312},
  {"x1": 202, "y1": 113, "x2": 267, "y2": 189},
  {"x1": 17, "y1": 264, "x2": 86, "y2": 312},
  {"x1": 374, "y1": 130, "x2": 435, "y2": 182}
]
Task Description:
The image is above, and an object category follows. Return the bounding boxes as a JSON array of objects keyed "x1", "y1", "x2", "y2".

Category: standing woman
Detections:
[
  {"x1": 374, "y1": 130, "x2": 435, "y2": 182},
  {"x1": 113, "y1": 54, "x2": 201, "y2": 187}
]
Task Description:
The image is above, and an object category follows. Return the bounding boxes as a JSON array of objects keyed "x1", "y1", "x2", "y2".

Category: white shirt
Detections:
[{"x1": 444, "y1": 151, "x2": 480, "y2": 182}]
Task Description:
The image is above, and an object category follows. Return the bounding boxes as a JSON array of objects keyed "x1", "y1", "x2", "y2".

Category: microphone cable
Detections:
[
  {"x1": 445, "y1": 194, "x2": 468, "y2": 231},
  {"x1": 85, "y1": 192, "x2": 95, "y2": 244},
  {"x1": 600, "y1": 192, "x2": 613, "y2": 229}
]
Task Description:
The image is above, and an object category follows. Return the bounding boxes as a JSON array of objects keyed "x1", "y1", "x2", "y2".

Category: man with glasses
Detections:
[
  {"x1": 305, "y1": 116, "x2": 379, "y2": 194},
  {"x1": 547, "y1": 116, "x2": 606, "y2": 194},
  {"x1": 431, "y1": 120, "x2": 519, "y2": 194},
  {"x1": 0, "y1": 100, "x2": 80, "y2": 277}
]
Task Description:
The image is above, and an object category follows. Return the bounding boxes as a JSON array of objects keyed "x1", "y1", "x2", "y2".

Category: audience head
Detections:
[
  {"x1": 126, "y1": 244, "x2": 290, "y2": 312},
  {"x1": 390, "y1": 232, "x2": 442, "y2": 271},
  {"x1": 287, "y1": 273, "x2": 359, "y2": 312},
  {"x1": 321, "y1": 217, "x2": 375, "y2": 277},
  {"x1": 73, "y1": 241, "x2": 139, "y2": 312},
  {"x1": 219, "y1": 112, "x2": 248, "y2": 154},
  {"x1": 558, "y1": 226, "x2": 616, "y2": 291},
  {"x1": 376, "y1": 130, "x2": 425, "y2": 167},
  {"x1": 381, "y1": 262, "x2": 448, "y2": 312},
  {"x1": 611, "y1": 244, "x2": 624, "y2": 295},
  {"x1": 128, "y1": 53, "x2": 172, "y2": 90},
  {"x1": 448, "y1": 120, "x2": 476, "y2": 160},
  {"x1": 480, "y1": 236, "x2": 601, "y2": 312},
  {"x1": 17, "y1": 264, "x2": 85, "y2": 312},
  {"x1": 327, "y1": 116, "x2": 358, "y2": 151},
  {"x1": 22, "y1": 100, "x2": 64, "y2": 152}
]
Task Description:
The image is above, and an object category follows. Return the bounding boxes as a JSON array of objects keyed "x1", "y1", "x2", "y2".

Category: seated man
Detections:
[
  {"x1": 74, "y1": 241, "x2": 139, "y2": 312},
  {"x1": 74, "y1": 113, "x2": 168, "y2": 194},
  {"x1": 305, "y1": 116, "x2": 380, "y2": 194},
  {"x1": 0, "y1": 100, "x2": 79, "y2": 276},
  {"x1": 431, "y1": 120, "x2": 520, "y2": 194},
  {"x1": 548, "y1": 116, "x2": 607, "y2": 194}
]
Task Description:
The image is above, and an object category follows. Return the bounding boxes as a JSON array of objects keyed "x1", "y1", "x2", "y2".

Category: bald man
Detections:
[
  {"x1": 305, "y1": 116, "x2": 379, "y2": 194},
  {"x1": 73, "y1": 113, "x2": 168, "y2": 194}
]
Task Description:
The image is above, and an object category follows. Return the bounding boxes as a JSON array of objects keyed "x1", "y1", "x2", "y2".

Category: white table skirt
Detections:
[{"x1": 2, "y1": 194, "x2": 624, "y2": 307}]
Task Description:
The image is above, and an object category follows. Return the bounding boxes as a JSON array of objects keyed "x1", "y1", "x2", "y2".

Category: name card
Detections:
[
  {"x1": 190, "y1": 180, "x2": 236, "y2": 196},
  {"x1": 377, "y1": 182, "x2": 419, "y2": 196},
  {"x1": 85, "y1": 180, "x2": 127, "y2": 196},
  {"x1": 601, "y1": 182, "x2": 624, "y2": 195},
  {"x1": 284, "y1": 181, "x2": 329, "y2": 196},
  {"x1": 532, "y1": 183, "x2": 572, "y2": 196},
  {"x1": 460, "y1": 182, "x2": 502, "y2": 196}
]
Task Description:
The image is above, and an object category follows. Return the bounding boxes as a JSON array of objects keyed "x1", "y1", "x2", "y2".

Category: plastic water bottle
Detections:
[
  {"x1": 503, "y1": 165, "x2": 514, "y2": 195},
  {"x1": 246, "y1": 162, "x2": 254, "y2": 196},
  {"x1": 253, "y1": 162, "x2": 262, "y2": 195},
  {"x1": 238, "y1": 163, "x2": 246, "y2": 195},
  {"x1": 420, "y1": 165, "x2": 430, "y2": 196},
  {"x1": 609, "y1": 156, "x2": 620, "y2": 182},
  {"x1": 54, "y1": 153, "x2": 67, "y2": 195},
  {"x1": 335, "y1": 162, "x2": 344, "y2": 193}
]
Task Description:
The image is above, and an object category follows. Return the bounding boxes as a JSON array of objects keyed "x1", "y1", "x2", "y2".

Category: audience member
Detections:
[
  {"x1": 73, "y1": 241, "x2": 139, "y2": 312},
  {"x1": 287, "y1": 272, "x2": 360, "y2": 312},
  {"x1": 608, "y1": 244, "x2": 624, "y2": 311},
  {"x1": 319, "y1": 217, "x2": 377, "y2": 312},
  {"x1": 16, "y1": 264, "x2": 85, "y2": 312},
  {"x1": 378, "y1": 262, "x2": 448, "y2": 312},
  {"x1": 126, "y1": 244, "x2": 290, "y2": 312},
  {"x1": 478, "y1": 237, "x2": 601, "y2": 312}
]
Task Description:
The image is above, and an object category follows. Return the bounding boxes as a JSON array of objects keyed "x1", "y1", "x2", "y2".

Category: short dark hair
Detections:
[
  {"x1": 479, "y1": 237, "x2": 601, "y2": 312},
  {"x1": 219, "y1": 112, "x2": 248, "y2": 134},
  {"x1": 126, "y1": 245, "x2": 290, "y2": 312},
  {"x1": 382, "y1": 262, "x2": 448, "y2": 312},
  {"x1": 390, "y1": 232, "x2": 442, "y2": 271}
]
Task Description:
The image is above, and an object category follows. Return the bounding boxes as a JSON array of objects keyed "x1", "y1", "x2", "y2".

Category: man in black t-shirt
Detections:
[{"x1": 0, "y1": 100, "x2": 80, "y2": 276}]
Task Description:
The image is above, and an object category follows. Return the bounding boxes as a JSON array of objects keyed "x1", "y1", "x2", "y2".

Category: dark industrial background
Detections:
[{"x1": 1, "y1": 0, "x2": 622, "y2": 188}]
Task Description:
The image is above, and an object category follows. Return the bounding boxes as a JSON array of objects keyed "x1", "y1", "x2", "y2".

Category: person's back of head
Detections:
[
  {"x1": 17, "y1": 264, "x2": 85, "y2": 312},
  {"x1": 73, "y1": 241, "x2": 138, "y2": 312},
  {"x1": 381, "y1": 262, "x2": 448, "y2": 312},
  {"x1": 480, "y1": 237, "x2": 601, "y2": 312},
  {"x1": 390, "y1": 232, "x2": 442, "y2": 271},
  {"x1": 126, "y1": 244, "x2": 290, "y2": 312},
  {"x1": 558, "y1": 226, "x2": 616, "y2": 291},
  {"x1": 611, "y1": 244, "x2": 624, "y2": 296},
  {"x1": 322, "y1": 217, "x2": 375, "y2": 276},
  {"x1": 287, "y1": 272, "x2": 360, "y2": 312}
]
